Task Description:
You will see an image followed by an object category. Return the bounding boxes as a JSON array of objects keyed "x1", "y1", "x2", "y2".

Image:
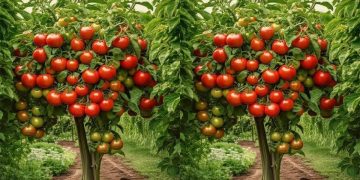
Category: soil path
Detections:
[
  {"x1": 233, "y1": 141, "x2": 326, "y2": 180},
  {"x1": 53, "y1": 141, "x2": 145, "y2": 180}
]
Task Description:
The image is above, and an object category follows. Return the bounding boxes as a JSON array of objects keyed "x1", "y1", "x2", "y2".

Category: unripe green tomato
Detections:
[
  {"x1": 117, "y1": 70, "x2": 128, "y2": 81},
  {"x1": 91, "y1": 23, "x2": 101, "y2": 32},
  {"x1": 285, "y1": 111, "x2": 296, "y2": 120},
  {"x1": 16, "y1": 101, "x2": 27, "y2": 110},
  {"x1": 211, "y1": 106, "x2": 223, "y2": 116},
  {"x1": 124, "y1": 77, "x2": 134, "y2": 88},
  {"x1": 32, "y1": 106, "x2": 43, "y2": 116},
  {"x1": 31, "y1": 116, "x2": 44, "y2": 128},
  {"x1": 99, "y1": 29, "x2": 105, "y2": 36},
  {"x1": 42, "y1": 89, "x2": 50, "y2": 97},
  {"x1": 16, "y1": 82, "x2": 28, "y2": 92},
  {"x1": 211, "y1": 88, "x2": 222, "y2": 98},
  {"x1": 31, "y1": 88, "x2": 43, "y2": 98},
  {"x1": 236, "y1": 73, "x2": 247, "y2": 83},
  {"x1": 195, "y1": 101, "x2": 208, "y2": 111},
  {"x1": 222, "y1": 89, "x2": 229, "y2": 97},
  {"x1": 90, "y1": 132, "x2": 102, "y2": 142},
  {"x1": 210, "y1": 117, "x2": 224, "y2": 128},
  {"x1": 304, "y1": 77, "x2": 314, "y2": 88},
  {"x1": 270, "y1": 132, "x2": 282, "y2": 142},
  {"x1": 297, "y1": 70, "x2": 308, "y2": 82},
  {"x1": 195, "y1": 82, "x2": 209, "y2": 92}
]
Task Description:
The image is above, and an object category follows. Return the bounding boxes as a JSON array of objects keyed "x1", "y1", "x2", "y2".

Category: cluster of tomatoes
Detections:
[
  {"x1": 270, "y1": 131, "x2": 303, "y2": 154},
  {"x1": 13, "y1": 20, "x2": 159, "y2": 154},
  {"x1": 193, "y1": 22, "x2": 341, "y2": 152},
  {"x1": 90, "y1": 131, "x2": 123, "y2": 153}
]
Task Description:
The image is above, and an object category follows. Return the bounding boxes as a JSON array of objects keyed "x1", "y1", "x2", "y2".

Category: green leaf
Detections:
[
  {"x1": 164, "y1": 93, "x2": 181, "y2": 113},
  {"x1": 0, "y1": 133, "x2": 5, "y2": 141},
  {"x1": 129, "y1": 34, "x2": 141, "y2": 58}
]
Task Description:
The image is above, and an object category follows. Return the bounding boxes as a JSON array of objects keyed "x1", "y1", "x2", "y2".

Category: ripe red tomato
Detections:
[
  {"x1": 133, "y1": 70, "x2": 152, "y2": 87},
  {"x1": 265, "y1": 103, "x2": 280, "y2": 117},
  {"x1": 120, "y1": 55, "x2": 138, "y2": 69},
  {"x1": 47, "y1": 90, "x2": 62, "y2": 106},
  {"x1": 90, "y1": 90, "x2": 104, "y2": 103},
  {"x1": 226, "y1": 33, "x2": 243, "y2": 48},
  {"x1": 250, "y1": 38, "x2": 265, "y2": 51},
  {"x1": 318, "y1": 38, "x2": 327, "y2": 51},
  {"x1": 194, "y1": 65, "x2": 203, "y2": 75},
  {"x1": 70, "y1": 38, "x2": 85, "y2": 51},
  {"x1": 255, "y1": 85, "x2": 269, "y2": 97},
  {"x1": 212, "y1": 48, "x2": 227, "y2": 63},
  {"x1": 226, "y1": 90, "x2": 242, "y2": 106},
  {"x1": 240, "y1": 90, "x2": 257, "y2": 105},
  {"x1": 290, "y1": 92, "x2": 299, "y2": 101},
  {"x1": 85, "y1": 103, "x2": 100, "y2": 117},
  {"x1": 75, "y1": 85, "x2": 89, "y2": 96},
  {"x1": 51, "y1": 57, "x2": 67, "y2": 72},
  {"x1": 300, "y1": 55, "x2": 318, "y2": 70},
  {"x1": 270, "y1": 90, "x2": 284, "y2": 103},
  {"x1": 100, "y1": 99, "x2": 114, "y2": 111},
  {"x1": 320, "y1": 97, "x2": 336, "y2": 110},
  {"x1": 110, "y1": 80, "x2": 125, "y2": 92},
  {"x1": 66, "y1": 59, "x2": 79, "y2": 72},
  {"x1": 79, "y1": 51, "x2": 93, "y2": 64},
  {"x1": 98, "y1": 65, "x2": 116, "y2": 80},
  {"x1": 216, "y1": 74, "x2": 234, "y2": 89},
  {"x1": 100, "y1": 81, "x2": 110, "y2": 90},
  {"x1": 82, "y1": 69, "x2": 99, "y2": 84},
  {"x1": 33, "y1": 34, "x2": 47, "y2": 47},
  {"x1": 313, "y1": 70, "x2": 331, "y2": 87},
  {"x1": 262, "y1": 69, "x2": 280, "y2": 84},
  {"x1": 110, "y1": 91, "x2": 119, "y2": 100},
  {"x1": 138, "y1": 38, "x2": 147, "y2": 51},
  {"x1": 278, "y1": 65, "x2": 296, "y2": 81},
  {"x1": 32, "y1": 48, "x2": 47, "y2": 63},
  {"x1": 92, "y1": 40, "x2": 108, "y2": 55},
  {"x1": 249, "y1": 103, "x2": 265, "y2": 117},
  {"x1": 279, "y1": 99, "x2": 294, "y2": 111},
  {"x1": 14, "y1": 65, "x2": 23, "y2": 76},
  {"x1": 61, "y1": 90, "x2": 77, "y2": 105},
  {"x1": 247, "y1": 74, "x2": 259, "y2": 85},
  {"x1": 193, "y1": 49, "x2": 206, "y2": 57},
  {"x1": 226, "y1": 68, "x2": 235, "y2": 75},
  {"x1": 201, "y1": 73, "x2": 217, "y2": 88},
  {"x1": 112, "y1": 36, "x2": 130, "y2": 50},
  {"x1": 230, "y1": 58, "x2": 247, "y2": 71},
  {"x1": 46, "y1": 33, "x2": 64, "y2": 48},
  {"x1": 272, "y1": 40, "x2": 288, "y2": 55},
  {"x1": 80, "y1": 26, "x2": 95, "y2": 40},
  {"x1": 66, "y1": 75, "x2": 78, "y2": 85},
  {"x1": 36, "y1": 74, "x2": 54, "y2": 88},
  {"x1": 69, "y1": 103, "x2": 85, "y2": 117},
  {"x1": 259, "y1": 51, "x2": 273, "y2": 64},
  {"x1": 292, "y1": 36, "x2": 310, "y2": 50},
  {"x1": 213, "y1": 34, "x2": 227, "y2": 47},
  {"x1": 21, "y1": 73, "x2": 37, "y2": 88},
  {"x1": 260, "y1": 26, "x2": 275, "y2": 40},
  {"x1": 280, "y1": 81, "x2": 289, "y2": 90},
  {"x1": 246, "y1": 60, "x2": 259, "y2": 71},
  {"x1": 139, "y1": 98, "x2": 157, "y2": 110}
]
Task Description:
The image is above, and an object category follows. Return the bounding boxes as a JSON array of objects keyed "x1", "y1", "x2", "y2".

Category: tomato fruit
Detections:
[
  {"x1": 17, "y1": 111, "x2": 29, "y2": 122},
  {"x1": 112, "y1": 36, "x2": 130, "y2": 50},
  {"x1": 270, "y1": 132, "x2": 282, "y2": 142},
  {"x1": 211, "y1": 106, "x2": 223, "y2": 116},
  {"x1": 98, "y1": 65, "x2": 116, "y2": 80},
  {"x1": 80, "y1": 26, "x2": 95, "y2": 40},
  {"x1": 214, "y1": 129, "x2": 225, "y2": 139},
  {"x1": 96, "y1": 143, "x2": 109, "y2": 154},
  {"x1": 212, "y1": 48, "x2": 227, "y2": 63},
  {"x1": 79, "y1": 51, "x2": 93, "y2": 64},
  {"x1": 33, "y1": 33, "x2": 47, "y2": 47},
  {"x1": 226, "y1": 90, "x2": 242, "y2": 106},
  {"x1": 21, "y1": 73, "x2": 37, "y2": 88},
  {"x1": 210, "y1": 117, "x2": 224, "y2": 128},
  {"x1": 230, "y1": 58, "x2": 247, "y2": 71},
  {"x1": 75, "y1": 85, "x2": 89, "y2": 96},
  {"x1": 36, "y1": 74, "x2": 54, "y2": 89},
  {"x1": 85, "y1": 103, "x2": 100, "y2": 117},
  {"x1": 90, "y1": 90, "x2": 104, "y2": 103},
  {"x1": 51, "y1": 57, "x2": 67, "y2": 72},
  {"x1": 47, "y1": 90, "x2": 62, "y2": 106},
  {"x1": 226, "y1": 33, "x2": 243, "y2": 48},
  {"x1": 139, "y1": 97, "x2": 156, "y2": 110},
  {"x1": 278, "y1": 65, "x2": 296, "y2": 81},
  {"x1": 246, "y1": 60, "x2": 259, "y2": 71},
  {"x1": 211, "y1": 88, "x2": 223, "y2": 98},
  {"x1": 68, "y1": 103, "x2": 85, "y2": 117},
  {"x1": 213, "y1": 34, "x2": 227, "y2": 47},
  {"x1": 21, "y1": 125, "x2": 37, "y2": 137},
  {"x1": 99, "y1": 99, "x2": 114, "y2": 111},
  {"x1": 102, "y1": 132, "x2": 114, "y2": 143},
  {"x1": 276, "y1": 143, "x2": 289, "y2": 154},
  {"x1": 60, "y1": 90, "x2": 77, "y2": 105},
  {"x1": 46, "y1": 33, "x2": 64, "y2": 48},
  {"x1": 216, "y1": 74, "x2": 234, "y2": 89},
  {"x1": 138, "y1": 38, "x2": 147, "y2": 51},
  {"x1": 269, "y1": 90, "x2": 284, "y2": 103},
  {"x1": 111, "y1": 139, "x2": 124, "y2": 150},
  {"x1": 248, "y1": 103, "x2": 265, "y2": 117},
  {"x1": 110, "y1": 80, "x2": 125, "y2": 92},
  {"x1": 195, "y1": 100, "x2": 208, "y2": 110},
  {"x1": 31, "y1": 116, "x2": 44, "y2": 128},
  {"x1": 66, "y1": 59, "x2": 79, "y2": 71},
  {"x1": 31, "y1": 88, "x2": 42, "y2": 98},
  {"x1": 272, "y1": 40, "x2": 288, "y2": 55},
  {"x1": 16, "y1": 101, "x2": 27, "y2": 110},
  {"x1": 260, "y1": 26, "x2": 274, "y2": 40},
  {"x1": 265, "y1": 103, "x2": 280, "y2": 117},
  {"x1": 292, "y1": 36, "x2": 310, "y2": 49},
  {"x1": 290, "y1": 139, "x2": 303, "y2": 150},
  {"x1": 92, "y1": 40, "x2": 108, "y2": 55},
  {"x1": 32, "y1": 48, "x2": 47, "y2": 63},
  {"x1": 70, "y1": 38, "x2": 85, "y2": 51},
  {"x1": 82, "y1": 69, "x2": 100, "y2": 84},
  {"x1": 279, "y1": 99, "x2": 294, "y2": 111},
  {"x1": 120, "y1": 55, "x2": 138, "y2": 69},
  {"x1": 300, "y1": 55, "x2": 318, "y2": 70},
  {"x1": 320, "y1": 97, "x2": 336, "y2": 110},
  {"x1": 201, "y1": 124, "x2": 217, "y2": 136},
  {"x1": 90, "y1": 132, "x2": 102, "y2": 142},
  {"x1": 32, "y1": 106, "x2": 43, "y2": 116},
  {"x1": 240, "y1": 90, "x2": 257, "y2": 105},
  {"x1": 250, "y1": 38, "x2": 265, "y2": 51},
  {"x1": 35, "y1": 130, "x2": 45, "y2": 139},
  {"x1": 259, "y1": 51, "x2": 273, "y2": 64},
  {"x1": 290, "y1": 80, "x2": 302, "y2": 91},
  {"x1": 246, "y1": 74, "x2": 258, "y2": 85},
  {"x1": 290, "y1": 92, "x2": 299, "y2": 101},
  {"x1": 255, "y1": 85, "x2": 269, "y2": 97},
  {"x1": 201, "y1": 73, "x2": 217, "y2": 88},
  {"x1": 313, "y1": 70, "x2": 331, "y2": 87},
  {"x1": 282, "y1": 132, "x2": 294, "y2": 143},
  {"x1": 262, "y1": 69, "x2": 280, "y2": 84},
  {"x1": 133, "y1": 70, "x2": 152, "y2": 87},
  {"x1": 317, "y1": 38, "x2": 327, "y2": 51},
  {"x1": 197, "y1": 111, "x2": 209, "y2": 122},
  {"x1": 16, "y1": 82, "x2": 28, "y2": 92}
]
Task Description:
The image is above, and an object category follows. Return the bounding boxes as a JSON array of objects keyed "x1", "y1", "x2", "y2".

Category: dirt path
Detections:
[
  {"x1": 233, "y1": 141, "x2": 326, "y2": 180},
  {"x1": 53, "y1": 141, "x2": 145, "y2": 180}
]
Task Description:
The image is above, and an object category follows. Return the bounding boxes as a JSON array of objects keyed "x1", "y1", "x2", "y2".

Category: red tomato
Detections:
[
  {"x1": 110, "y1": 80, "x2": 125, "y2": 92},
  {"x1": 272, "y1": 40, "x2": 289, "y2": 55},
  {"x1": 33, "y1": 34, "x2": 47, "y2": 47},
  {"x1": 249, "y1": 103, "x2": 265, "y2": 117},
  {"x1": 290, "y1": 92, "x2": 299, "y2": 101},
  {"x1": 213, "y1": 34, "x2": 227, "y2": 47},
  {"x1": 226, "y1": 90, "x2": 242, "y2": 106},
  {"x1": 82, "y1": 69, "x2": 100, "y2": 84},
  {"x1": 47, "y1": 90, "x2": 62, "y2": 106},
  {"x1": 85, "y1": 103, "x2": 100, "y2": 117},
  {"x1": 92, "y1": 40, "x2": 108, "y2": 55},
  {"x1": 100, "y1": 81, "x2": 110, "y2": 90},
  {"x1": 79, "y1": 51, "x2": 93, "y2": 64},
  {"x1": 112, "y1": 36, "x2": 130, "y2": 50},
  {"x1": 120, "y1": 55, "x2": 138, "y2": 70},
  {"x1": 70, "y1": 38, "x2": 85, "y2": 51},
  {"x1": 226, "y1": 68, "x2": 235, "y2": 75},
  {"x1": 260, "y1": 26, "x2": 275, "y2": 40},
  {"x1": 292, "y1": 36, "x2": 310, "y2": 50},
  {"x1": 66, "y1": 60, "x2": 78, "y2": 72},
  {"x1": 250, "y1": 38, "x2": 265, "y2": 51},
  {"x1": 278, "y1": 65, "x2": 296, "y2": 81},
  {"x1": 14, "y1": 65, "x2": 23, "y2": 76},
  {"x1": 201, "y1": 73, "x2": 217, "y2": 88},
  {"x1": 300, "y1": 55, "x2": 318, "y2": 70},
  {"x1": 139, "y1": 98, "x2": 157, "y2": 110},
  {"x1": 213, "y1": 48, "x2": 227, "y2": 63},
  {"x1": 193, "y1": 49, "x2": 206, "y2": 57},
  {"x1": 133, "y1": 70, "x2": 152, "y2": 87},
  {"x1": 75, "y1": 85, "x2": 89, "y2": 96},
  {"x1": 290, "y1": 80, "x2": 302, "y2": 92},
  {"x1": 270, "y1": 90, "x2": 284, "y2": 103},
  {"x1": 247, "y1": 74, "x2": 259, "y2": 85},
  {"x1": 246, "y1": 60, "x2": 259, "y2": 71},
  {"x1": 80, "y1": 26, "x2": 95, "y2": 40},
  {"x1": 66, "y1": 75, "x2": 78, "y2": 85},
  {"x1": 61, "y1": 90, "x2": 77, "y2": 105},
  {"x1": 138, "y1": 38, "x2": 147, "y2": 51},
  {"x1": 265, "y1": 103, "x2": 280, "y2": 117},
  {"x1": 45, "y1": 67, "x2": 55, "y2": 75},
  {"x1": 280, "y1": 81, "x2": 290, "y2": 90},
  {"x1": 36, "y1": 74, "x2": 54, "y2": 88},
  {"x1": 262, "y1": 69, "x2": 280, "y2": 84},
  {"x1": 320, "y1": 97, "x2": 336, "y2": 110},
  {"x1": 69, "y1": 103, "x2": 85, "y2": 117},
  {"x1": 226, "y1": 33, "x2": 243, "y2": 48},
  {"x1": 46, "y1": 33, "x2": 64, "y2": 48},
  {"x1": 110, "y1": 91, "x2": 119, "y2": 100},
  {"x1": 259, "y1": 51, "x2": 273, "y2": 64},
  {"x1": 230, "y1": 58, "x2": 247, "y2": 71},
  {"x1": 90, "y1": 90, "x2": 104, "y2": 103},
  {"x1": 313, "y1": 70, "x2": 331, "y2": 87},
  {"x1": 21, "y1": 73, "x2": 37, "y2": 88},
  {"x1": 318, "y1": 38, "x2": 327, "y2": 51},
  {"x1": 279, "y1": 99, "x2": 294, "y2": 111},
  {"x1": 100, "y1": 99, "x2": 114, "y2": 111},
  {"x1": 255, "y1": 85, "x2": 269, "y2": 97},
  {"x1": 194, "y1": 65, "x2": 203, "y2": 75},
  {"x1": 98, "y1": 65, "x2": 116, "y2": 80},
  {"x1": 240, "y1": 90, "x2": 257, "y2": 105},
  {"x1": 32, "y1": 48, "x2": 47, "y2": 63},
  {"x1": 50, "y1": 57, "x2": 67, "y2": 72},
  {"x1": 216, "y1": 74, "x2": 234, "y2": 89}
]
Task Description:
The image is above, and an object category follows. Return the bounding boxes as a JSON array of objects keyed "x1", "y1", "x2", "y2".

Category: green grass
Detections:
[
  {"x1": 302, "y1": 140, "x2": 352, "y2": 180},
  {"x1": 120, "y1": 140, "x2": 173, "y2": 180}
]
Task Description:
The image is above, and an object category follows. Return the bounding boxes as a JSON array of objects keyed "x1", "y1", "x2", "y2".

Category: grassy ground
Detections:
[
  {"x1": 302, "y1": 140, "x2": 352, "y2": 180},
  {"x1": 120, "y1": 140, "x2": 173, "y2": 180}
]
